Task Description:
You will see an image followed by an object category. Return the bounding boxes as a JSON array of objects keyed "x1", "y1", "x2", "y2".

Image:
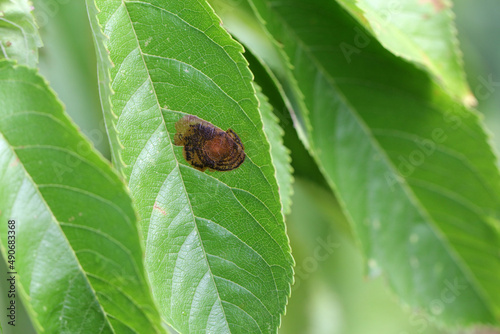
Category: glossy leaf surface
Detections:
[
  {"x1": 90, "y1": 0, "x2": 294, "y2": 332},
  {"x1": 0, "y1": 61, "x2": 163, "y2": 333}
]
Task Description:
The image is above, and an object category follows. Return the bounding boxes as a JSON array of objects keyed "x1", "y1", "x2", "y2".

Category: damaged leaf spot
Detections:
[
  {"x1": 174, "y1": 115, "x2": 245, "y2": 172},
  {"x1": 419, "y1": 0, "x2": 446, "y2": 12}
]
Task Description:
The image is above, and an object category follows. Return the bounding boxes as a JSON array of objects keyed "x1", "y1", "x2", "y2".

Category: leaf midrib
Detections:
[
  {"x1": 118, "y1": 3, "x2": 240, "y2": 332},
  {"x1": 109, "y1": 4, "x2": 281, "y2": 209},
  {"x1": 128, "y1": 0, "x2": 261, "y2": 133},
  {"x1": 119, "y1": 1, "x2": 291, "y2": 330},
  {"x1": 370, "y1": 127, "x2": 499, "y2": 203}
]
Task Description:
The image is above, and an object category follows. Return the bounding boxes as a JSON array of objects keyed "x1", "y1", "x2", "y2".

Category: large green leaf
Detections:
[
  {"x1": 336, "y1": 0, "x2": 473, "y2": 105},
  {"x1": 0, "y1": 0, "x2": 41, "y2": 67},
  {"x1": 89, "y1": 0, "x2": 294, "y2": 332},
  {"x1": 216, "y1": 0, "x2": 500, "y2": 326},
  {"x1": 0, "y1": 61, "x2": 163, "y2": 333}
]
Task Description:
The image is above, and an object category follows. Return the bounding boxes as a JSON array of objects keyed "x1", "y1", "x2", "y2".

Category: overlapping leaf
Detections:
[
  {"x1": 0, "y1": 0, "x2": 41, "y2": 66},
  {"x1": 0, "y1": 61, "x2": 163, "y2": 333},
  {"x1": 217, "y1": 0, "x2": 500, "y2": 326},
  {"x1": 336, "y1": 0, "x2": 472, "y2": 104},
  {"x1": 89, "y1": 0, "x2": 294, "y2": 332}
]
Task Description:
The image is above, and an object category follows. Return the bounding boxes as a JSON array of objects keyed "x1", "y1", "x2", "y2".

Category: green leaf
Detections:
[
  {"x1": 336, "y1": 0, "x2": 473, "y2": 105},
  {"x1": 208, "y1": 0, "x2": 314, "y2": 151},
  {"x1": 333, "y1": 0, "x2": 366, "y2": 24},
  {"x1": 0, "y1": 0, "x2": 41, "y2": 66},
  {"x1": 0, "y1": 61, "x2": 163, "y2": 333},
  {"x1": 90, "y1": 0, "x2": 294, "y2": 332},
  {"x1": 283, "y1": 179, "x2": 446, "y2": 334},
  {"x1": 256, "y1": 83, "x2": 294, "y2": 215},
  {"x1": 86, "y1": 0, "x2": 124, "y2": 171},
  {"x1": 221, "y1": 0, "x2": 500, "y2": 326}
]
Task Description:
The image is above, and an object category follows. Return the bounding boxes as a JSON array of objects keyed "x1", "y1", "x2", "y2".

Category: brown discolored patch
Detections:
[
  {"x1": 153, "y1": 202, "x2": 167, "y2": 215},
  {"x1": 419, "y1": 0, "x2": 446, "y2": 12},
  {"x1": 174, "y1": 115, "x2": 245, "y2": 172},
  {"x1": 9, "y1": 157, "x2": 19, "y2": 167}
]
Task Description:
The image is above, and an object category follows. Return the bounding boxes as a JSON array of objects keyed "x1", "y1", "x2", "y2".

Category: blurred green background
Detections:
[{"x1": 1, "y1": 1, "x2": 498, "y2": 333}]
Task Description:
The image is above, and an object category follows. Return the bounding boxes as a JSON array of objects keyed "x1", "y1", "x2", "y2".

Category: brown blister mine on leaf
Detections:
[{"x1": 174, "y1": 115, "x2": 245, "y2": 172}]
